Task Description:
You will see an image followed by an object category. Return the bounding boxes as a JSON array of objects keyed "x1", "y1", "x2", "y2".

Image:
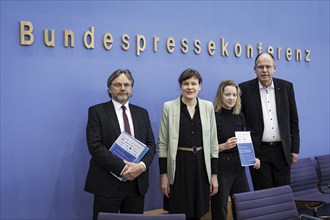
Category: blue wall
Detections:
[{"x1": 1, "y1": 1, "x2": 329, "y2": 219}]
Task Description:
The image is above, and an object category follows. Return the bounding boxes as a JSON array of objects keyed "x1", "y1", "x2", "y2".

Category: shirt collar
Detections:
[
  {"x1": 258, "y1": 80, "x2": 274, "y2": 90},
  {"x1": 112, "y1": 99, "x2": 129, "y2": 111}
]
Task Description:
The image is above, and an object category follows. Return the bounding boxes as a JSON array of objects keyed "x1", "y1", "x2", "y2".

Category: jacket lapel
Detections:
[
  {"x1": 273, "y1": 78, "x2": 282, "y2": 120},
  {"x1": 104, "y1": 101, "x2": 121, "y2": 137},
  {"x1": 253, "y1": 78, "x2": 263, "y2": 119},
  {"x1": 130, "y1": 104, "x2": 140, "y2": 139}
]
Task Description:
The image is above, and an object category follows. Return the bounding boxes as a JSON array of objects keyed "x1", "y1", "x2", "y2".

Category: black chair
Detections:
[
  {"x1": 98, "y1": 212, "x2": 185, "y2": 220},
  {"x1": 290, "y1": 157, "x2": 330, "y2": 216},
  {"x1": 315, "y1": 154, "x2": 330, "y2": 194},
  {"x1": 233, "y1": 185, "x2": 321, "y2": 220}
]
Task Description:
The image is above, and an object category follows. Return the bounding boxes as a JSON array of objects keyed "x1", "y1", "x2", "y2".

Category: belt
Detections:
[
  {"x1": 177, "y1": 146, "x2": 203, "y2": 153},
  {"x1": 261, "y1": 141, "x2": 281, "y2": 147}
]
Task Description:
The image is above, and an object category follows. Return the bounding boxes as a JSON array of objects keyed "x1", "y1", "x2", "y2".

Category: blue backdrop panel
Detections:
[{"x1": 1, "y1": 1, "x2": 329, "y2": 219}]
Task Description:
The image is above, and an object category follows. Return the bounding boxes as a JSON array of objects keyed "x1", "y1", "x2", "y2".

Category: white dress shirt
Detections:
[
  {"x1": 259, "y1": 80, "x2": 281, "y2": 142},
  {"x1": 112, "y1": 100, "x2": 135, "y2": 137}
]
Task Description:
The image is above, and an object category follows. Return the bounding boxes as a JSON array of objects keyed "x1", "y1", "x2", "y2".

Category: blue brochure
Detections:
[
  {"x1": 235, "y1": 131, "x2": 256, "y2": 166},
  {"x1": 109, "y1": 131, "x2": 149, "y2": 181}
]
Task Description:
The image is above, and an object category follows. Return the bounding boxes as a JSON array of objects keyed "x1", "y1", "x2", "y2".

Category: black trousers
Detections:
[
  {"x1": 211, "y1": 152, "x2": 250, "y2": 220},
  {"x1": 250, "y1": 142, "x2": 290, "y2": 190},
  {"x1": 93, "y1": 180, "x2": 144, "y2": 220}
]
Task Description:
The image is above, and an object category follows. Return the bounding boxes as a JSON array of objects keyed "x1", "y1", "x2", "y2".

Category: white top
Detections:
[{"x1": 259, "y1": 80, "x2": 281, "y2": 142}]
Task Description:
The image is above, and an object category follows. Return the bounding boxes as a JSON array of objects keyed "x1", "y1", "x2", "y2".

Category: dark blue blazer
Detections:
[
  {"x1": 84, "y1": 101, "x2": 156, "y2": 197},
  {"x1": 239, "y1": 78, "x2": 300, "y2": 165}
]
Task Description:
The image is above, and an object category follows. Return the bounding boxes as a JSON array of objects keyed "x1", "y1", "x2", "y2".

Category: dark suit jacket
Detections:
[
  {"x1": 239, "y1": 78, "x2": 300, "y2": 165},
  {"x1": 84, "y1": 101, "x2": 156, "y2": 197}
]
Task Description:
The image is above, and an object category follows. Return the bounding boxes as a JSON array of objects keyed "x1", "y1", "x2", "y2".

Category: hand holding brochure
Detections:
[
  {"x1": 235, "y1": 131, "x2": 256, "y2": 166},
  {"x1": 109, "y1": 131, "x2": 149, "y2": 181}
]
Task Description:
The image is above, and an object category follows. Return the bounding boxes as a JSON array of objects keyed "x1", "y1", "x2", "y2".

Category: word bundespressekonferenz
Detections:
[{"x1": 19, "y1": 21, "x2": 311, "y2": 62}]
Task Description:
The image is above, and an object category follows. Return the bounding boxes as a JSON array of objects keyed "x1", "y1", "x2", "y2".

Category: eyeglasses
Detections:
[
  {"x1": 111, "y1": 83, "x2": 131, "y2": 88},
  {"x1": 256, "y1": 65, "x2": 274, "y2": 70}
]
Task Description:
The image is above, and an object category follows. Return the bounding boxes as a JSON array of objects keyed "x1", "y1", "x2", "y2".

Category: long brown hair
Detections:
[{"x1": 214, "y1": 80, "x2": 241, "y2": 115}]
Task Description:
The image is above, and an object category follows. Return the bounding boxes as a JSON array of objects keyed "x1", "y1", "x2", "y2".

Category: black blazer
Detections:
[
  {"x1": 84, "y1": 101, "x2": 156, "y2": 197},
  {"x1": 239, "y1": 78, "x2": 300, "y2": 165}
]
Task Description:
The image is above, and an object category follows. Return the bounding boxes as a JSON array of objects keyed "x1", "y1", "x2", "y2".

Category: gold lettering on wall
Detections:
[
  {"x1": 194, "y1": 40, "x2": 201, "y2": 54},
  {"x1": 121, "y1": 34, "x2": 130, "y2": 51},
  {"x1": 166, "y1": 37, "x2": 175, "y2": 53},
  {"x1": 277, "y1": 47, "x2": 282, "y2": 60},
  {"x1": 305, "y1": 50, "x2": 311, "y2": 62},
  {"x1": 257, "y1": 42, "x2": 263, "y2": 54},
  {"x1": 18, "y1": 21, "x2": 312, "y2": 63},
  {"x1": 64, "y1": 30, "x2": 74, "y2": 47},
  {"x1": 246, "y1": 45, "x2": 253, "y2": 58},
  {"x1": 267, "y1": 46, "x2": 274, "y2": 54},
  {"x1": 153, "y1": 37, "x2": 160, "y2": 52},
  {"x1": 208, "y1": 41, "x2": 216, "y2": 56},
  {"x1": 234, "y1": 43, "x2": 241, "y2": 57},
  {"x1": 20, "y1": 21, "x2": 34, "y2": 45},
  {"x1": 295, "y1": 49, "x2": 302, "y2": 61},
  {"x1": 286, "y1": 48, "x2": 292, "y2": 60},
  {"x1": 44, "y1": 29, "x2": 55, "y2": 47},
  {"x1": 181, "y1": 38, "x2": 189, "y2": 54},
  {"x1": 136, "y1": 35, "x2": 146, "y2": 56},
  {"x1": 221, "y1": 38, "x2": 229, "y2": 56},
  {"x1": 103, "y1": 33, "x2": 113, "y2": 50},
  {"x1": 84, "y1": 26, "x2": 94, "y2": 49}
]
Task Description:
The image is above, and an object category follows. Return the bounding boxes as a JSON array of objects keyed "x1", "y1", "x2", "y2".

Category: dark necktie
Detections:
[{"x1": 121, "y1": 106, "x2": 131, "y2": 135}]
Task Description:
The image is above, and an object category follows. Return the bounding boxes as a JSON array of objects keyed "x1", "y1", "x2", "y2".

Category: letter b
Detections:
[{"x1": 20, "y1": 21, "x2": 34, "y2": 45}]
